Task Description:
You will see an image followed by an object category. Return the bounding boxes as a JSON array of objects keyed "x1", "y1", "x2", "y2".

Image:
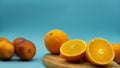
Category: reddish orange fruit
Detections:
[
  {"x1": 44, "y1": 29, "x2": 68, "y2": 54},
  {"x1": 13, "y1": 37, "x2": 26, "y2": 46},
  {"x1": 16, "y1": 40, "x2": 36, "y2": 60},
  {"x1": 13, "y1": 37, "x2": 26, "y2": 52}
]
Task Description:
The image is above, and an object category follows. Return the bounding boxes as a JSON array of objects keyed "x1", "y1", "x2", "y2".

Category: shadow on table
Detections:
[{"x1": 0, "y1": 55, "x2": 37, "y2": 62}]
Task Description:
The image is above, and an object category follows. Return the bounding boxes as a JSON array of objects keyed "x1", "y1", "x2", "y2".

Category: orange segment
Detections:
[
  {"x1": 60, "y1": 39, "x2": 86, "y2": 62},
  {"x1": 86, "y1": 38, "x2": 114, "y2": 65}
]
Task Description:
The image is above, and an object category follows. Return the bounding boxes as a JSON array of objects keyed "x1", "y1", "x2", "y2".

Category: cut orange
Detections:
[
  {"x1": 59, "y1": 53, "x2": 64, "y2": 58},
  {"x1": 86, "y1": 38, "x2": 114, "y2": 65},
  {"x1": 60, "y1": 39, "x2": 86, "y2": 62}
]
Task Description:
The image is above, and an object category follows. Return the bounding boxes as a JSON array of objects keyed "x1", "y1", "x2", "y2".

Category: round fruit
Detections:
[
  {"x1": 86, "y1": 38, "x2": 115, "y2": 65},
  {"x1": 44, "y1": 29, "x2": 68, "y2": 54},
  {"x1": 0, "y1": 37, "x2": 9, "y2": 42},
  {"x1": 13, "y1": 37, "x2": 26, "y2": 46},
  {"x1": 60, "y1": 39, "x2": 86, "y2": 62},
  {"x1": 112, "y1": 43, "x2": 120, "y2": 64},
  {"x1": 0, "y1": 41, "x2": 15, "y2": 60},
  {"x1": 13, "y1": 37, "x2": 26, "y2": 52},
  {"x1": 16, "y1": 40, "x2": 36, "y2": 61}
]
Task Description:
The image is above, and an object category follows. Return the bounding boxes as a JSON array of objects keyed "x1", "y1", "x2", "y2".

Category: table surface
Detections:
[{"x1": 0, "y1": 0, "x2": 120, "y2": 68}]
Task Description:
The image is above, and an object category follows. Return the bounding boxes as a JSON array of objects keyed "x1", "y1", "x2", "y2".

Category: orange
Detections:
[
  {"x1": 59, "y1": 53, "x2": 64, "y2": 58},
  {"x1": 0, "y1": 37, "x2": 9, "y2": 42},
  {"x1": 60, "y1": 39, "x2": 86, "y2": 62},
  {"x1": 16, "y1": 40, "x2": 36, "y2": 61},
  {"x1": 44, "y1": 29, "x2": 68, "y2": 54},
  {"x1": 13, "y1": 37, "x2": 26, "y2": 46},
  {"x1": 13, "y1": 37, "x2": 26, "y2": 52},
  {"x1": 0, "y1": 41, "x2": 15, "y2": 60},
  {"x1": 112, "y1": 43, "x2": 120, "y2": 64},
  {"x1": 86, "y1": 38, "x2": 114, "y2": 65}
]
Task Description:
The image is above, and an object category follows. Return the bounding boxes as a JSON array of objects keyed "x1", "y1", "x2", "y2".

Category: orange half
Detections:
[
  {"x1": 86, "y1": 38, "x2": 114, "y2": 65},
  {"x1": 60, "y1": 39, "x2": 86, "y2": 62}
]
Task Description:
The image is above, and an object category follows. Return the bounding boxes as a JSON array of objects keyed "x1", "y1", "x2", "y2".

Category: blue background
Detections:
[{"x1": 0, "y1": 0, "x2": 120, "y2": 68}]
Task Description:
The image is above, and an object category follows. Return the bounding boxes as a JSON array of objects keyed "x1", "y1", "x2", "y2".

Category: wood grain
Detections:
[{"x1": 43, "y1": 54, "x2": 120, "y2": 68}]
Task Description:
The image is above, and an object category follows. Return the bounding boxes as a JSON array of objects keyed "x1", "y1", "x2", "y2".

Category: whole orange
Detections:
[
  {"x1": 112, "y1": 43, "x2": 120, "y2": 64},
  {"x1": 13, "y1": 37, "x2": 26, "y2": 52},
  {"x1": 44, "y1": 29, "x2": 68, "y2": 54},
  {"x1": 0, "y1": 41, "x2": 15, "y2": 60},
  {"x1": 16, "y1": 40, "x2": 36, "y2": 61},
  {"x1": 0, "y1": 37, "x2": 9, "y2": 42}
]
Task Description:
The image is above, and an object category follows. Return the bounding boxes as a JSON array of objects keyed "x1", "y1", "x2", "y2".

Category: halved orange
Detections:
[
  {"x1": 86, "y1": 38, "x2": 114, "y2": 65},
  {"x1": 60, "y1": 39, "x2": 86, "y2": 62}
]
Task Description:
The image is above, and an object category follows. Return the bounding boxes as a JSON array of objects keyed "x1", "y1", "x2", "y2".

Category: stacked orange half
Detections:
[{"x1": 86, "y1": 38, "x2": 115, "y2": 65}]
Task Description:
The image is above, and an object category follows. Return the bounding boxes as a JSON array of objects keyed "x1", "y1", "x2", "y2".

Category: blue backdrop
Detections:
[{"x1": 0, "y1": 0, "x2": 120, "y2": 68}]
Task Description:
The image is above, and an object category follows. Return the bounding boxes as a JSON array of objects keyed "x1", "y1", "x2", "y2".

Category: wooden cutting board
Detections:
[{"x1": 43, "y1": 54, "x2": 120, "y2": 68}]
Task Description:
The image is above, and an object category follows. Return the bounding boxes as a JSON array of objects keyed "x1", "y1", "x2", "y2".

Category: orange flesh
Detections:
[
  {"x1": 61, "y1": 40, "x2": 86, "y2": 56},
  {"x1": 87, "y1": 38, "x2": 114, "y2": 65}
]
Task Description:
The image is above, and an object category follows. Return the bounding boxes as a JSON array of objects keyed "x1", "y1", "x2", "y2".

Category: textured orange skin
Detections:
[
  {"x1": 16, "y1": 40, "x2": 36, "y2": 61},
  {"x1": 0, "y1": 41, "x2": 15, "y2": 60},
  {"x1": 112, "y1": 43, "x2": 120, "y2": 64},
  {"x1": 44, "y1": 29, "x2": 68, "y2": 54},
  {"x1": 13, "y1": 37, "x2": 26, "y2": 52},
  {"x1": 0, "y1": 37, "x2": 9, "y2": 42}
]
